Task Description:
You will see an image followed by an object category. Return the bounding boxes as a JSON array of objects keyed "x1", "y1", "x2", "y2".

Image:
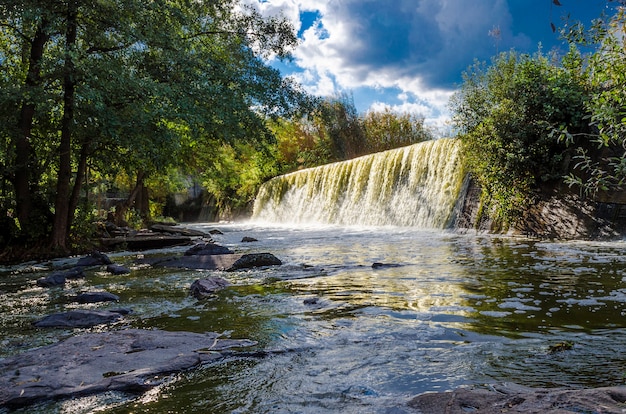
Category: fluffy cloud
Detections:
[{"x1": 245, "y1": 0, "x2": 606, "y2": 127}]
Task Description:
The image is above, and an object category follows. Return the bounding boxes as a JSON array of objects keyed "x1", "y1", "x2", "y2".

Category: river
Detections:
[{"x1": 2, "y1": 222, "x2": 626, "y2": 413}]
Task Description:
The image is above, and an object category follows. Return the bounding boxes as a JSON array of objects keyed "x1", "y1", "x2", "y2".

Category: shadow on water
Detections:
[{"x1": 3, "y1": 223, "x2": 626, "y2": 413}]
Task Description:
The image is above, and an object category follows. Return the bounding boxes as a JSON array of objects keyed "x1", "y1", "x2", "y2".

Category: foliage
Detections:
[
  {"x1": 268, "y1": 95, "x2": 434, "y2": 173},
  {"x1": 0, "y1": 0, "x2": 312, "y2": 252},
  {"x1": 361, "y1": 108, "x2": 432, "y2": 153},
  {"x1": 449, "y1": 49, "x2": 591, "y2": 224},
  {"x1": 558, "y1": 7, "x2": 626, "y2": 195}
]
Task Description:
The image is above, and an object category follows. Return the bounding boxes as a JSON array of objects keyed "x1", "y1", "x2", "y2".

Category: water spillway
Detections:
[{"x1": 252, "y1": 138, "x2": 466, "y2": 228}]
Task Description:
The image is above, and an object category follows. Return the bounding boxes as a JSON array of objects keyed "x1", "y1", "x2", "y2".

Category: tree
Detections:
[
  {"x1": 558, "y1": 6, "x2": 626, "y2": 196},
  {"x1": 0, "y1": 0, "x2": 312, "y2": 253},
  {"x1": 449, "y1": 49, "x2": 591, "y2": 224},
  {"x1": 361, "y1": 108, "x2": 432, "y2": 153}
]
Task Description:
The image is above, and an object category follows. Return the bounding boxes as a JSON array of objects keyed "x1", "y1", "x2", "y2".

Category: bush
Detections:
[{"x1": 449, "y1": 49, "x2": 591, "y2": 224}]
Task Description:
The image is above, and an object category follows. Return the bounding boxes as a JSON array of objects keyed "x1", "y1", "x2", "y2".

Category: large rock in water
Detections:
[
  {"x1": 0, "y1": 329, "x2": 256, "y2": 409},
  {"x1": 190, "y1": 277, "x2": 230, "y2": 299},
  {"x1": 32, "y1": 310, "x2": 125, "y2": 328},
  {"x1": 155, "y1": 253, "x2": 282, "y2": 271},
  {"x1": 408, "y1": 383, "x2": 626, "y2": 414}
]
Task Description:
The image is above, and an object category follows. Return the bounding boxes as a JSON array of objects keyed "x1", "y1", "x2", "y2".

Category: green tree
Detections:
[
  {"x1": 361, "y1": 108, "x2": 432, "y2": 153},
  {"x1": 558, "y1": 7, "x2": 626, "y2": 195},
  {"x1": 449, "y1": 49, "x2": 591, "y2": 224},
  {"x1": 0, "y1": 0, "x2": 311, "y2": 253}
]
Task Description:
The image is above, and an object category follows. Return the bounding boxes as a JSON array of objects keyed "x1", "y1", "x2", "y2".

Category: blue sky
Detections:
[{"x1": 246, "y1": 0, "x2": 617, "y2": 133}]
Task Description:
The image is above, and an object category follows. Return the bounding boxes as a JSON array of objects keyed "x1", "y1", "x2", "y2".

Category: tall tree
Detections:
[{"x1": 0, "y1": 0, "x2": 312, "y2": 251}]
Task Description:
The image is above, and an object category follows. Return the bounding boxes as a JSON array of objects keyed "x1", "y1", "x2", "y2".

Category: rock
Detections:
[
  {"x1": 372, "y1": 262, "x2": 402, "y2": 269},
  {"x1": 303, "y1": 297, "x2": 319, "y2": 305},
  {"x1": 74, "y1": 292, "x2": 120, "y2": 304},
  {"x1": 189, "y1": 277, "x2": 231, "y2": 299},
  {"x1": 227, "y1": 253, "x2": 282, "y2": 271},
  {"x1": 241, "y1": 236, "x2": 258, "y2": 242},
  {"x1": 407, "y1": 383, "x2": 626, "y2": 414},
  {"x1": 155, "y1": 253, "x2": 282, "y2": 271},
  {"x1": 77, "y1": 251, "x2": 113, "y2": 266},
  {"x1": 100, "y1": 234, "x2": 192, "y2": 250},
  {"x1": 149, "y1": 223, "x2": 210, "y2": 237},
  {"x1": 36, "y1": 267, "x2": 85, "y2": 287},
  {"x1": 106, "y1": 263, "x2": 131, "y2": 275},
  {"x1": 33, "y1": 310, "x2": 124, "y2": 328},
  {"x1": 0, "y1": 329, "x2": 256, "y2": 409},
  {"x1": 36, "y1": 272, "x2": 67, "y2": 287},
  {"x1": 209, "y1": 229, "x2": 224, "y2": 235},
  {"x1": 184, "y1": 242, "x2": 233, "y2": 256}
]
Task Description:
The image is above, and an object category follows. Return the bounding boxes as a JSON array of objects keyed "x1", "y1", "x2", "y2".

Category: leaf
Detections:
[
  {"x1": 552, "y1": 0, "x2": 561, "y2": 5},
  {"x1": 551, "y1": 22, "x2": 557, "y2": 33}
]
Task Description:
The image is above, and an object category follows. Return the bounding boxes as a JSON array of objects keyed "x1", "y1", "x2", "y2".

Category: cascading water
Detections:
[{"x1": 252, "y1": 138, "x2": 466, "y2": 228}]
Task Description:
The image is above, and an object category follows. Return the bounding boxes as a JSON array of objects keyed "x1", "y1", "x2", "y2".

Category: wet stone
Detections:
[
  {"x1": 36, "y1": 267, "x2": 85, "y2": 287},
  {"x1": 77, "y1": 251, "x2": 113, "y2": 267},
  {"x1": 0, "y1": 329, "x2": 257, "y2": 409},
  {"x1": 32, "y1": 310, "x2": 124, "y2": 328},
  {"x1": 190, "y1": 277, "x2": 231, "y2": 299},
  {"x1": 74, "y1": 292, "x2": 120, "y2": 304},
  {"x1": 106, "y1": 263, "x2": 131, "y2": 275},
  {"x1": 185, "y1": 242, "x2": 233, "y2": 256}
]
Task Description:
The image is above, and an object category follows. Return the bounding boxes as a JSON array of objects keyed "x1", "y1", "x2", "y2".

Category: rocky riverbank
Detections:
[{"x1": 0, "y1": 228, "x2": 284, "y2": 410}]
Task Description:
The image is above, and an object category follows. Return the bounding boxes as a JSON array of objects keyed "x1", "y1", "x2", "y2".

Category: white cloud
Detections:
[{"x1": 245, "y1": 0, "x2": 559, "y2": 126}]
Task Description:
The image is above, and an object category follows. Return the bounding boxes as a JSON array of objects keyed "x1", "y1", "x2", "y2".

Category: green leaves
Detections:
[{"x1": 450, "y1": 50, "x2": 591, "y2": 224}]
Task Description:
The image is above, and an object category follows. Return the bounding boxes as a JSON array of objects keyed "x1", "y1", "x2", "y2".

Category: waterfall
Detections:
[{"x1": 252, "y1": 138, "x2": 466, "y2": 228}]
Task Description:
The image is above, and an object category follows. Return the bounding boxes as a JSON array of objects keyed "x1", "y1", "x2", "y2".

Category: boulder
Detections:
[
  {"x1": 36, "y1": 267, "x2": 85, "y2": 287},
  {"x1": 228, "y1": 253, "x2": 282, "y2": 271},
  {"x1": 74, "y1": 292, "x2": 120, "y2": 304},
  {"x1": 33, "y1": 309, "x2": 124, "y2": 328},
  {"x1": 77, "y1": 251, "x2": 113, "y2": 266},
  {"x1": 36, "y1": 272, "x2": 67, "y2": 287},
  {"x1": 408, "y1": 383, "x2": 626, "y2": 414},
  {"x1": 0, "y1": 329, "x2": 256, "y2": 409},
  {"x1": 149, "y1": 223, "x2": 210, "y2": 237},
  {"x1": 241, "y1": 236, "x2": 258, "y2": 242},
  {"x1": 184, "y1": 242, "x2": 233, "y2": 256},
  {"x1": 154, "y1": 253, "x2": 282, "y2": 271},
  {"x1": 189, "y1": 277, "x2": 231, "y2": 299},
  {"x1": 106, "y1": 263, "x2": 131, "y2": 275}
]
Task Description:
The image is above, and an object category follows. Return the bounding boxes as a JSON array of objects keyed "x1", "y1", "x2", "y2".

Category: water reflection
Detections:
[{"x1": 3, "y1": 224, "x2": 626, "y2": 413}]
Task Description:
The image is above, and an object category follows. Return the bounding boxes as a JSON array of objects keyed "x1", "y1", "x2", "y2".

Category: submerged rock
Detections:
[
  {"x1": 33, "y1": 309, "x2": 124, "y2": 328},
  {"x1": 0, "y1": 329, "x2": 257, "y2": 409},
  {"x1": 189, "y1": 277, "x2": 231, "y2": 299},
  {"x1": 408, "y1": 383, "x2": 626, "y2": 414},
  {"x1": 74, "y1": 292, "x2": 120, "y2": 304},
  {"x1": 371, "y1": 262, "x2": 402, "y2": 269}
]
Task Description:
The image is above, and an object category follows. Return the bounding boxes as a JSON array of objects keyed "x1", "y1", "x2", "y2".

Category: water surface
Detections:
[{"x1": 2, "y1": 223, "x2": 626, "y2": 413}]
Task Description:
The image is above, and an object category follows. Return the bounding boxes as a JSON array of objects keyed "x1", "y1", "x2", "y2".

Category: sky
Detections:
[{"x1": 245, "y1": 0, "x2": 617, "y2": 133}]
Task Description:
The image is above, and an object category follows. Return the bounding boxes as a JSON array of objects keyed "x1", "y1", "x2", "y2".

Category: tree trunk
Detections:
[
  {"x1": 113, "y1": 171, "x2": 146, "y2": 226},
  {"x1": 66, "y1": 138, "x2": 90, "y2": 239},
  {"x1": 13, "y1": 21, "x2": 49, "y2": 232},
  {"x1": 51, "y1": 3, "x2": 78, "y2": 250}
]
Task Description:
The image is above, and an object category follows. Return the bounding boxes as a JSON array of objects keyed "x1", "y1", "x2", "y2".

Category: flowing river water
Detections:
[
  {"x1": 3, "y1": 139, "x2": 626, "y2": 412},
  {"x1": 2, "y1": 223, "x2": 626, "y2": 413}
]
